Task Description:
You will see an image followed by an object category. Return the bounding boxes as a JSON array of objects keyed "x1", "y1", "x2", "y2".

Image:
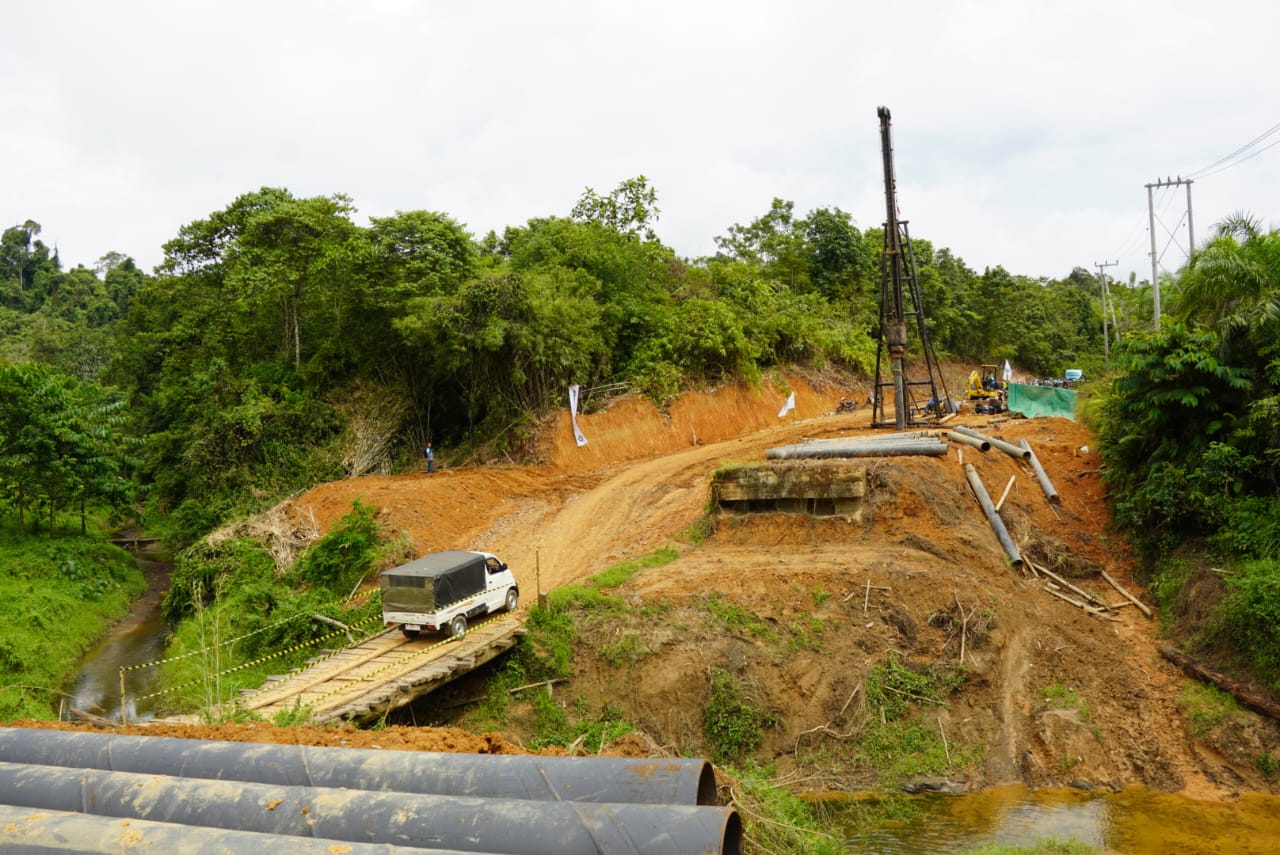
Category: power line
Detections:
[
  {"x1": 1194, "y1": 135, "x2": 1280, "y2": 180},
  {"x1": 1185, "y1": 120, "x2": 1280, "y2": 179}
]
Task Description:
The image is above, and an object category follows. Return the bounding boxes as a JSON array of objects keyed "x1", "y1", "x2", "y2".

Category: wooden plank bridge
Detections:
[{"x1": 235, "y1": 612, "x2": 526, "y2": 725}]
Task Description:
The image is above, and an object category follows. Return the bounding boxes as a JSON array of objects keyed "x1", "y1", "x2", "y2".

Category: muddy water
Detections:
[
  {"x1": 836, "y1": 784, "x2": 1280, "y2": 853},
  {"x1": 68, "y1": 551, "x2": 171, "y2": 722}
]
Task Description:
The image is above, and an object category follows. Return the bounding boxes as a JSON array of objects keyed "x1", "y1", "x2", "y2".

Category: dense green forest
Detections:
[
  {"x1": 2, "y1": 179, "x2": 1139, "y2": 542},
  {"x1": 2, "y1": 179, "x2": 1278, "y2": 722}
]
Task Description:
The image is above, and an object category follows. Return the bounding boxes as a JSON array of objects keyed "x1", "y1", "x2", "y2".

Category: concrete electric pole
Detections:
[
  {"x1": 1145, "y1": 176, "x2": 1195, "y2": 329},
  {"x1": 1094, "y1": 259, "x2": 1118, "y2": 370}
]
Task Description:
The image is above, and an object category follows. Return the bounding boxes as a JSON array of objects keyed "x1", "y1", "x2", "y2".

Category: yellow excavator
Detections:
[{"x1": 967, "y1": 365, "x2": 1006, "y2": 414}]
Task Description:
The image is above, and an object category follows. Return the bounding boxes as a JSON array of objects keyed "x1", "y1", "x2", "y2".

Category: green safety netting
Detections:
[{"x1": 1006, "y1": 383, "x2": 1077, "y2": 420}]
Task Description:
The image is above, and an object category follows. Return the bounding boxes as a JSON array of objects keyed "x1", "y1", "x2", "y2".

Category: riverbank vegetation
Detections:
[
  {"x1": 1093, "y1": 214, "x2": 1280, "y2": 695},
  {"x1": 0, "y1": 530, "x2": 143, "y2": 718}
]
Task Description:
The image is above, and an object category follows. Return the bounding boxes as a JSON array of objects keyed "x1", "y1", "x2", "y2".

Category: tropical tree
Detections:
[
  {"x1": 571, "y1": 175, "x2": 661, "y2": 241},
  {"x1": 1176, "y1": 213, "x2": 1280, "y2": 359}
]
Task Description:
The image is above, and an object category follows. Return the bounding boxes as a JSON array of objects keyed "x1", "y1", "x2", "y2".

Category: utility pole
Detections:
[
  {"x1": 1144, "y1": 176, "x2": 1195, "y2": 329},
  {"x1": 1094, "y1": 260, "x2": 1118, "y2": 370}
]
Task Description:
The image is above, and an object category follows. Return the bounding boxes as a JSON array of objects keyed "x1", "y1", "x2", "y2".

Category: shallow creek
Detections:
[{"x1": 831, "y1": 783, "x2": 1280, "y2": 853}]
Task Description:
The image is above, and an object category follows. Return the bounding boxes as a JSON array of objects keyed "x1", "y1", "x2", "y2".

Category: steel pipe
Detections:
[
  {"x1": 766, "y1": 438, "x2": 947, "y2": 459},
  {"x1": 0, "y1": 728, "x2": 715, "y2": 806},
  {"x1": 0, "y1": 761, "x2": 742, "y2": 855},
  {"x1": 944, "y1": 431, "x2": 989, "y2": 452},
  {"x1": 963, "y1": 463, "x2": 1024, "y2": 569},
  {"x1": 1019, "y1": 439, "x2": 1061, "y2": 505},
  {"x1": 950, "y1": 426, "x2": 1030, "y2": 461},
  {"x1": 0, "y1": 804, "x2": 465, "y2": 855}
]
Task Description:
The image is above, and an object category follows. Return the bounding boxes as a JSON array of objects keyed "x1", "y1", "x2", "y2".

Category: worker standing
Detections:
[{"x1": 424, "y1": 443, "x2": 435, "y2": 474}]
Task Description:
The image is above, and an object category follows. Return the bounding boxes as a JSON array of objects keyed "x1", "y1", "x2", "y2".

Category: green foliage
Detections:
[
  {"x1": 865, "y1": 652, "x2": 963, "y2": 721},
  {"x1": 527, "y1": 695, "x2": 634, "y2": 753},
  {"x1": 727, "y1": 762, "x2": 846, "y2": 855},
  {"x1": 851, "y1": 652, "x2": 976, "y2": 786},
  {"x1": 0, "y1": 535, "x2": 144, "y2": 719},
  {"x1": 1177, "y1": 683, "x2": 1239, "y2": 737},
  {"x1": 0, "y1": 362, "x2": 134, "y2": 535},
  {"x1": 547, "y1": 548, "x2": 677, "y2": 612},
  {"x1": 1203, "y1": 559, "x2": 1280, "y2": 690},
  {"x1": 520, "y1": 605, "x2": 575, "y2": 680},
  {"x1": 271, "y1": 700, "x2": 314, "y2": 726},
  {"x1": 290, "y1": 500, "x2": 380, "y2": 594},
  {"x1": 701, "y1": 592, "x2": 775, "y2": 642},
  {"x1": 702, "y1": 669, "x2": 777, "y2": 763},
  {"x1": 599, "y1": 633, "x2": 649, "y2": 668},
  {"x1": 152, "y1": 501, "x2": 392, "y2": 714}
]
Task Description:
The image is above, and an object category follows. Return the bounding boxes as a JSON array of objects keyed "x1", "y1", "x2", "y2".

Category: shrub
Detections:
[{"x1": 702, "y1": 669, "x2": 776, "y2": 763}]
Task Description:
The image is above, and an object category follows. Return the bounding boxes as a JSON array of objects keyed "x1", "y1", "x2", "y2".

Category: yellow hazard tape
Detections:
[
  {"x1": 118, "y1": 610, "x2": 312, "y2": 672},
  {"x1": 129, "y1": 614, "x2": 385, "y2": 704},
  {"x1": 303, "y1": 613, "x2": 508, "y2": 709}
]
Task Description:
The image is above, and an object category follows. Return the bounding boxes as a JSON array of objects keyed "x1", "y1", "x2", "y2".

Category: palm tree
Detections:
[{"x1": 1175, "y1": 212, "x2": 1280, "y2": 358}]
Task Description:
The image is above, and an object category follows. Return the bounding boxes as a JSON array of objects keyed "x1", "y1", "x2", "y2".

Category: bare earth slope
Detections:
[
  {"x1": 22, "y1": 375, "x2": 1276, "y2": 798},
  {"x1": 288, "y1": 375, "x2": 1276, "y2": 799}
]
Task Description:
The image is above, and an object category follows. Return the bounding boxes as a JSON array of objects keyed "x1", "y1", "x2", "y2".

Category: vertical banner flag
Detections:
[
  {"x1": 568, "y1": 384, "x2": 588, "y2": 447},
  {"x1": 778, "y1": 391, "x2": 796, "y2": 418},
  {"x1": 1002, "y1": 360, "x2": 1013, "y2": 383}
]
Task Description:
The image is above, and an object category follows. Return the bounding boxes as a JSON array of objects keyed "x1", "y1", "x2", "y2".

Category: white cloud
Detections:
[{"x1": 3, "y1": 0, "x2": 1278, "y2": 285}]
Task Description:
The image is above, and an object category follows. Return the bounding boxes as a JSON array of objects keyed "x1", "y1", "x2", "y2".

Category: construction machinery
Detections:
[
  {"x1": 870, "y1": 106, "x2": 952, "y2": 429},
  {"x1": 966, "y1": 365, "x2": 1006, "y2": 414}
]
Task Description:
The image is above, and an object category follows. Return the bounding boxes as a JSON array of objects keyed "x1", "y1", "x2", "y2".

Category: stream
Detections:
[
  {"x1": 68, "y1": 547, "x2": 172, "y2": 722},
  {"x1": 832, "y1": 783, "x2": 1280, "y2": 853}
]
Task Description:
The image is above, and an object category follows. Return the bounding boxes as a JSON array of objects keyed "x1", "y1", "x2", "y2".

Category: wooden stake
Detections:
[
  {"x1": 938, "y1": 717, "x2": 952, "y2": 765},
  {"x1": 1101, "y1": 569, "x2": 1153, "y2": 618},
  {"x1": 1033, "y1": 562, "x2": 1108, "y2": 610},
  {"x1": 994, "y1": 475, "x2": 1016, "y2": 511}
]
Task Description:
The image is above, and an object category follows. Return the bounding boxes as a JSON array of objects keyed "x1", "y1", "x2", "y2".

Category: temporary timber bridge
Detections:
[{"x1": 233, "y1": 612, "x2": 526, "y2": 725}]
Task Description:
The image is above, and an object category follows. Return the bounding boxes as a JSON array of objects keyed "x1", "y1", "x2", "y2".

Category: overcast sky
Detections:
[{"x1": 5, "y1": 1, "x2": 1278, "y2": 288}]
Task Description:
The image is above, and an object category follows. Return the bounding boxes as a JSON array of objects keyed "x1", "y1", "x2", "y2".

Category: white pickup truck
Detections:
[{"x1": 379, "y1": 550, "x2": 519, "y2": 638}]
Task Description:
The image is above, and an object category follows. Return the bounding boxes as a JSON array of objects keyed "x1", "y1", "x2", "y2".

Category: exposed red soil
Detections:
[{"x1": 18, "y1": 370, "x2": 1280, "y2": 798}]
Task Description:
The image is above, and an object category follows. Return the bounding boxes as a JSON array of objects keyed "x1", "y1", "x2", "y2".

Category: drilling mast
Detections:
[{"x1": 871, "y1": 106, "x2": 951, "y2": 430}]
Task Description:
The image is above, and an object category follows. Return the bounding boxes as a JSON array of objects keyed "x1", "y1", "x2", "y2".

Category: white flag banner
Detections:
[
  {"x1": 777, "y1": 391, "x2": 796, "y2": 418},
  {"x1": 568, "y1": 384, "x2": 588, "y2": 447},
  {"x1": 1002, "y1": 360, "x2": 1013, "y2": 382}
]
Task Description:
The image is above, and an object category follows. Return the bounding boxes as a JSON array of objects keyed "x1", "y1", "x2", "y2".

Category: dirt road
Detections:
[{"x1": 25, "y1": 374, "x2": 1278, "y2": 797}]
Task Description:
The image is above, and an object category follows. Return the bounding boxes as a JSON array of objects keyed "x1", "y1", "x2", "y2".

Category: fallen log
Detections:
[{"x1": 1159, "y1": 645, "x2": 1280, "y2": 722}]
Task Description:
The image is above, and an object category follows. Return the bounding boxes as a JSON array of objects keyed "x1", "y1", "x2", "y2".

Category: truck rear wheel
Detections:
[
  {"x1": 505, "y1": 588, "x2": 519, "y2": 612},
  {"x1": 449, "y1": 615, "x2": 467, "y2": 637}
]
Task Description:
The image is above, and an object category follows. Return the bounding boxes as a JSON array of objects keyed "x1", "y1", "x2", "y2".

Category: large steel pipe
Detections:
[
  {"x1": 963, "y1": 463, "x2": 1024, "y2": 569},
  {"x1": 950, "y1": 425, "x2": 1030, "y2": 461},
  {"x1": 944, "y1": 431, "x2": 989, "y2": 452},
  {"x1": 0, "y1": 761, "x2": 743, "y2": 855},
  {"x1": 0, "y1": 728, "x2": 715, "y2": 806},
  {"x1": 766, "y1": 438, "x2": 947, "y2": 459},
  {"x1": 1018, "y1": 439, "x2": 1061, "y2": 505},
  {"x1": 0, "y1": 804, "x2": 466, "y2": 855}
]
